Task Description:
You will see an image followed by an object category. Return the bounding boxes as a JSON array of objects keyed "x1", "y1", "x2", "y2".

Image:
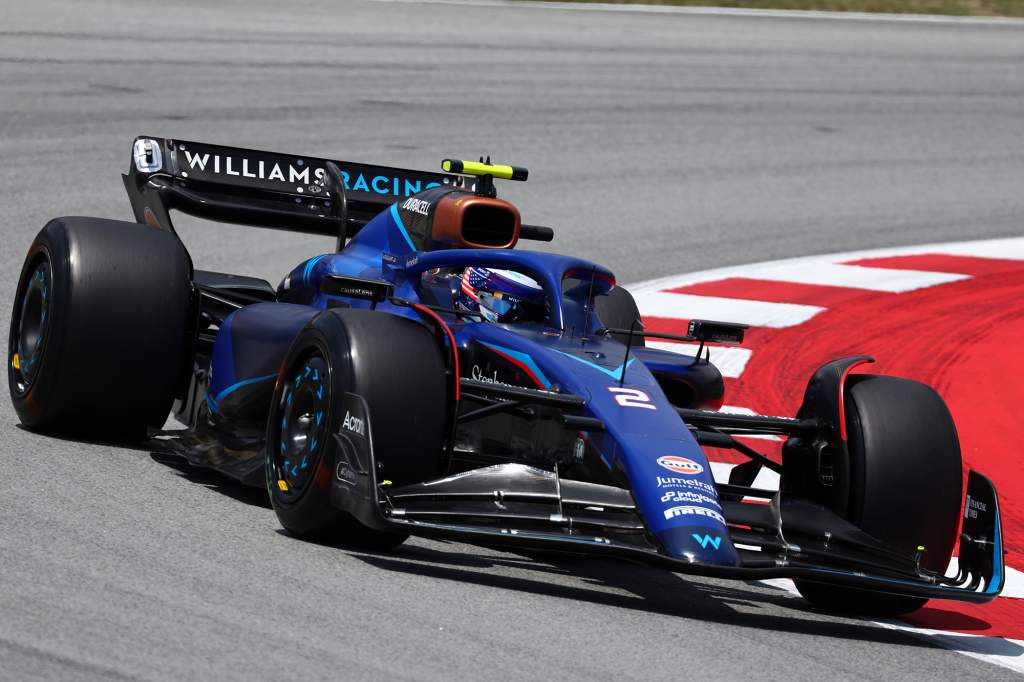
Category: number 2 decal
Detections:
[{"x1": 608, "y1": 387, "x2": 656, "y2": 410}]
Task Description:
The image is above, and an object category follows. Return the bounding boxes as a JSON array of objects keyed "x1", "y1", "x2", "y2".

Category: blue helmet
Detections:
[{"x1": 459, "y1": 267, "x2": 546, "y2": 323}]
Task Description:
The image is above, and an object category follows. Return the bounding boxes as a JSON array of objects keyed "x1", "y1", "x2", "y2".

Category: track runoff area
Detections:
[{"x1": 628, "y1": 235, "x2": 1024, "y2": 673}]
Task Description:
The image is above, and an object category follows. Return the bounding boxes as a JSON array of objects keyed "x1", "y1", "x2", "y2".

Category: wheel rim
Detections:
[
  {"x1": 271, "y1": 354, "x2": 330, "y2": 499},
  {"x1": 12, "y1": 259, "x2": 52, "y2": 395}
]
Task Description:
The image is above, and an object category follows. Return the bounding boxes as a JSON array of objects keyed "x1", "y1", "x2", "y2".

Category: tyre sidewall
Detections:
[
  {"x1": 9, "y1": 217, "x2": 192, "y2": 438},
  {"x1": 9, "y1": 227, "x2": 69, "y2": 427},
  {"x1": 844, "y1": 375, "x2": 962, "y2": 573},
  {"x1": 266, "y1": 308, "x2": 447, "y2": 541},
  {"x1": 795, "y1": 374, "x2": 963, "y2": 615},
  {"x1": 266, "y1": 323, "x2": 345, "y2": 533}
]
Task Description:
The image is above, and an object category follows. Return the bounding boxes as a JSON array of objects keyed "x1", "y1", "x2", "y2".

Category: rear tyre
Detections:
[
  {"x1": 795, "y1": 375, "x2": 963, "y2": 616},
  {"x1": 266, "y1": 309, "x2": 448, "y2": 548},
  {"x1": 595, "y1": 285, "x2": 644, "y2": 347},
  {"x1": 8, "y1": 217, "x2": 191, "y2": 440}
]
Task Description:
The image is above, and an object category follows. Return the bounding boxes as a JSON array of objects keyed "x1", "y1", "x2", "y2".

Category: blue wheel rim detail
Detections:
[
  {"x1": 12, "y1": 259, "x2": 52, "y2": 394},
  {"x1": 272, "y1": 353, "x2": 329, "y2": 498}
]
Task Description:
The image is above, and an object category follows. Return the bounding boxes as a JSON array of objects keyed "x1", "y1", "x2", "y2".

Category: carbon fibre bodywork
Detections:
[{"x1": 127, "y1": 136, "x2": 1003, "y2": 605}]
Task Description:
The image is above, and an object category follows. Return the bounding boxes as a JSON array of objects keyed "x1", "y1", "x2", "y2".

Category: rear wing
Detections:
[{"x1": 123, "y1": 136, "x2": 469, "y2": 250}]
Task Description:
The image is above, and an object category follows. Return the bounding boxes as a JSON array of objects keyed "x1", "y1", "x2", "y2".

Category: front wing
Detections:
[{"x1": 331, "y1": 392, "x2": 1004, "y2": 604}]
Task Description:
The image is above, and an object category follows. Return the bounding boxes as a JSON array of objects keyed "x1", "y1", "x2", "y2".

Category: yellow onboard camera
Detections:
[{"x1": 442, "y1": 157, "x2": 528, "y2": 197}]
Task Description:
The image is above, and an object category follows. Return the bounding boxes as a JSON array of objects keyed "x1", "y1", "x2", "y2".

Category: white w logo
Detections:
[{"x1": 692, "y1": 533, "x2": 722, "y2": 550}]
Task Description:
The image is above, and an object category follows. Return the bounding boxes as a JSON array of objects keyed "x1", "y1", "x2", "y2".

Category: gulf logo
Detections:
[{"x1": 656, "y1": 456, "x2": 704, "y2": 476}]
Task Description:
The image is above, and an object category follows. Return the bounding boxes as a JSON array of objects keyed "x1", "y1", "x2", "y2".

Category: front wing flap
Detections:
[{"x1": 333, "y1": 402, "x2": 1004, "y2": 604}]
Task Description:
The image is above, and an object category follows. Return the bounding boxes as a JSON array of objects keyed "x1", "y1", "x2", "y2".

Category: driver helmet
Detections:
[{"x1": 459, "y1": 267, "x2": 545, "y2": 323}]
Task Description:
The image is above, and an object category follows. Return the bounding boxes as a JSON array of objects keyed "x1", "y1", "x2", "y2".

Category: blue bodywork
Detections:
[{"x1": 206, "y1": 196, "x2": 738, "y2": 566}]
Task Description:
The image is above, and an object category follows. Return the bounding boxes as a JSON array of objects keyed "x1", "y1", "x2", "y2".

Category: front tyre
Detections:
[
  {"x1": 266, "y1": 309, "x2": 448, "y2": 548},
  {"x1": 793, "y1": 580, "x2": 926, "y2": 618},
  {"x1": 795, "y1": 375, "x2": 963, "y2": 616}
]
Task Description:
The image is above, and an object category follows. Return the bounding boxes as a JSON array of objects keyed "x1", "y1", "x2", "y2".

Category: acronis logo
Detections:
[{"x1": 692, "y1": 533, "x2": 722, "y2": 550}]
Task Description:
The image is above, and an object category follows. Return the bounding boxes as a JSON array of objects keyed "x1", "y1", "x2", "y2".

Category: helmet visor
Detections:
[{"x1": 478, "y1": 290, "x2": 516, "y2": 322}]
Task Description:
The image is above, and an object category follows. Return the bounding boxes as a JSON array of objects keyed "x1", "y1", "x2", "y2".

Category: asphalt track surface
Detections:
[{"x1": 1, "y1": 0, "x2": 1023, "y2": 679}]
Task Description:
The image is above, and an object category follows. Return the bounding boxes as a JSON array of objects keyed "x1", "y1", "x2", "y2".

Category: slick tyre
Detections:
[
  {"x1": 595, "y1": 285, "x2": 644, "y2": 347},
  {"x1": 8, "y1": 217, "x2": 191, "y2": 440},
  {"x1": 795, "y1": 375, "x2": 963, "y2": 616},
  {"x1": 266, "y1": 308, "x2": 447, "y2": 548}
]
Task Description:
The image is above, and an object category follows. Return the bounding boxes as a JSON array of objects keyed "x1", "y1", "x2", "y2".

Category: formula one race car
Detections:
[{"x1": 9, "y1": 137, "x2": 1005, "y2": 616}]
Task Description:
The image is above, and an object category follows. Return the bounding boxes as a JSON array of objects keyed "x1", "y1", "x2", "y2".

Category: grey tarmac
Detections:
[{"x1": 1, "y1": 0, "x2": 1022, "y2": 679}]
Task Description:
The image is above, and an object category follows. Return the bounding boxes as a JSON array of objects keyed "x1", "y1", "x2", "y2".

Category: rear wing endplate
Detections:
[{"x1": 123, "y1": 136, "x2": 469, "y2": 250}]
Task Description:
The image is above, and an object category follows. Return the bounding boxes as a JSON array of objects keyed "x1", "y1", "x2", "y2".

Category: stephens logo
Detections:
[
  {"x1": 656, "y1": 456, "x2": 704, "y2": 476},
  {"x1": 471, "y1": 364, "x2": 510, "y2": 386}
]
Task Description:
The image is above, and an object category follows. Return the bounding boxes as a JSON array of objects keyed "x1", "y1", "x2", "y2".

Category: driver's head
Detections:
[{"x1": 458, "y1": 267, "x2": 545, "y2": 323}]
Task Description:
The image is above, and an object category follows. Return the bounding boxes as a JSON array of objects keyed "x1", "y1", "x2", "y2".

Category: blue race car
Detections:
[{"x1": 8, "y1": 137, "x2": 1004, "y2": 616}]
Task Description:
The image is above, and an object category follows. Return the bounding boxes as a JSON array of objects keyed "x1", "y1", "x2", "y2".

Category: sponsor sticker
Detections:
[
  {"x1": 183, "y1": 150, "x2": 323, "y2": 185},
  {"x1": 692, "y1": 533, "x2": 723, "y2": 550},
  {"x1": 663, "y1": 505, "x2": 726, "y2": 524},
  {"x1": 341, "y1": 411, "x2": 365, "y2": 436},
  {"x1": 965, "y1": 494, "x2": 988, "y2": 519},
  {"x1": 660, "y1": 490, "x2": 721, "y2": 509},
  {"x1": 180, "y1": 148, "x2": 447, "y2": 197},
  {"x1": 335, "y1": 461, "x2": 357, "y2": 485},
  {"x1": 656, "y1": 456, "x2": 704, "y2": 476},
  {"x1": 608, "y1": 387, "x2": 656, "y2": 410},
  {"x1": 401, "y1": 197, "x2": 432, "y2": 216},
  {"x1": 470, "y1": 364, "x2": 522, "y2": 388},
  {"x1": 655, "y1": 476, "x2": 716, "y2": 494}
]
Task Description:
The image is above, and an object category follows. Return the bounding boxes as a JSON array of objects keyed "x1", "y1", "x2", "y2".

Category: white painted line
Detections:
[
  {"x1": 635, "y1": 291, "x2": 825, "y2": 328},
  {"x1": 372, "y1": 0, "x2": 1024, "y2": 25},
  {"x1": 883, "y1": 630, "x2": 1024, "y2": 676},
  {"x1": 709, "y1": 461, "x2": 738, "y2": 485},
  {"x1": 946, "y1": 558, "x2": 1024, "y2": 600},
  {"x1": 643, "y1": 236, "x2": 1024, "y2": 672},
  {"x1": 712, "y1": 466, "x2": 1024, "y2": 598},
  {"x1": 719, "y1": 406, "x2": 782, "y2": 440},
  {"x1": 716, "y1": 458, "x2": 1024, "y2": 674},
  {"x1": 626, "y1": 236, "x2": 1024, "y2": 295},
  {"x1": 731, "y1": 262, "x2": 968, "y2": 292},
  {"x1": 933, "y1": 238, "x2": 1024, "y2": 261},
  {"x1": 758, "y1": 578, "x2": 1024, "y2": 675},
  {"x1": 709, "y1": 461, "x2": 780, "y2": 489},
  {"x1": 1000, "y1": 565, "x2": 1024, "y2": 600},
  {"x1": 645, "y1": 341, "x2": 752, "y2": 378},
  {"x1": 752, "y1": 466, "x2": 781, "y2": 491},
  {"x1": 718, "y1": 405, "x2": 759, "y2": 416},
  {"x1": 732, "y1": 433, "x2": 784, "y2": 442}
]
